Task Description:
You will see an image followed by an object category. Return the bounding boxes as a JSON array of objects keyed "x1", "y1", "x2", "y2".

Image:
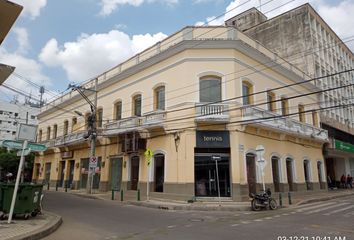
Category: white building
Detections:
[{"x1": 0, "y1": 100, "x2": 39, "y2": 141}]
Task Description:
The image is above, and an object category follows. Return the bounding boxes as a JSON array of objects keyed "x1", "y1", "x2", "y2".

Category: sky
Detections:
[{"x1": 0, "y1": 0, "x2": 354, "y2": 103}]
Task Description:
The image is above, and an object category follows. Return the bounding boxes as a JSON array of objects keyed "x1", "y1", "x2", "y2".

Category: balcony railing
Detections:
[
  {"x1": 54, "y1": 130, "x2": 88, "y2": 146},
  {"x1": 242, "y1": 106, "x2": 328, "y2": 141},
  {"x1": 195, "y1": 103, "x2": 229, "y2": 122},
  {"x1": 141, "y1": 110, "x2": 166, "y2": 127},
  {"x1": 39, "y1": 130, "x2": 89, "y2": 148},
  {"x1": 104, "y1": 116, "x2": 142, "y2": 136}
]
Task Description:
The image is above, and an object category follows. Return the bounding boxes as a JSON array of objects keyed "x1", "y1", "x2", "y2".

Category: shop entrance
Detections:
[
  {"x1": 286, "y1": 158, "x2": 294, "y2": 191},
  {"x1": 271, "y1": 156, "x2": 281, "y2": 192},
  {"x1": 154, "y1": 154, "x2": 164, "y2": 192},
  {"x1": 195, "y1": 153, "x2": 230, "y2": 197},
  {"x1": 59, "y1": 161, "x2": 65, "y2": 187},
  {"x1": 68, "y1": 160, "x2": 75, "y2": 188},
  {"x1": 45, "y1": 162, "x2": 51, "y2": 184},
  {"x1": 130, "y1": 156, "x2": 140, "y2": 190},
  {"x1": 246, "y1": 153, "x2": 257, "y2": 194},
  {"x1": 110, "y1": 157, "x2": 123, "y2": 191}
]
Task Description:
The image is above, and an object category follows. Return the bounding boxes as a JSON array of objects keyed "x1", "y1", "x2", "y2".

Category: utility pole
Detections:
[
  {"x1": 69, "y1": 80, "x2": 98, "y2": 194},
  {"x1": 87, "y1": 79, "x2": 98, "y2": 194}
]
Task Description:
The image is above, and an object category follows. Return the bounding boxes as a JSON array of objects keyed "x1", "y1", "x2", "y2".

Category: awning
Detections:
[{"x1": 0, "y1": 0, "x2": 23, "y2": 45}]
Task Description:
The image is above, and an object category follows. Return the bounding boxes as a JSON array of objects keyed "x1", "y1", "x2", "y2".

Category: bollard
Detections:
[
  {"x1": 288, "y1": 192, "x2": 292, "y2": 205},
  {"x1": 279, "y1": 193, "x2": 283, "y2": 208},
  {"x1": 137, "y1": 189, "x2": 141, "y2": 201},
  {"x1": 55, "y1": 182, "x2": 58, "y2": 191},
  {"x1": 111, "y1": 189, "x2": 115, "y2": 200},
  {"x1": 65, "y1": 183, "x2": 68, "y2": 192},
  {"x1": 47, "y1": 182, "x2": 50, "y2": 190},
  {"x1": 120, "y1": 189, "x2": 124, "y2": 202}
]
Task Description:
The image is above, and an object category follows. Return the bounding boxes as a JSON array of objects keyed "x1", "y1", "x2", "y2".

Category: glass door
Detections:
[{"x1": 195, "y1": 154, "x2": 230, "y2": 197}]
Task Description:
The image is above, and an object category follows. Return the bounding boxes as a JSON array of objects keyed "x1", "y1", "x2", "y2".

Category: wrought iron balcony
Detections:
[
  {"x1": 242, "y1": 106, "x2": 328, "y2": 141},
  {"x1": 195, "y1": 103, "x2": 230, "y2": 123}
]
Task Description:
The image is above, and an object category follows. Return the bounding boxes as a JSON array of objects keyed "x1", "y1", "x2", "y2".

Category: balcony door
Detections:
[{"x1": 199, "y1": 76, "x2": 221, "y2": 103}]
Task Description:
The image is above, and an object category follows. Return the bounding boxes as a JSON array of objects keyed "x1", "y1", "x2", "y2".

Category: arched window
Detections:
[
  {"x1": 281, "y1": 97, "x2": 289, "y2": 116},
  {"x1": 298, "y1": 104, "x2": 305, "y2": 122},
  {"x1": 199, "y1": 76, "x2": 221, "y2": 102},
  {"x1": 72, "y1": 117, "x2": 77, "y2": 132},
  {"x1": 133, "y1": 94, "x2": 142, "y2": 116},
  {"x1": 114, "y1": 101, "x2": 122, "y2": 120},
  {"x1": 97, "y1": 108, "x2": 103, "y2": 128},
  {"x1": 63, "y1": 120, "x2": 69, "y2": 136},
  {"x1": 154, "y1": 86, "x2": 165, "y2": 110},
  {"x1": 53, "y1": 124, "x2": 57, "y2": 138},
  {"x1": 47, "y1": 126, "x2": 51, "y2": 140},
  {"x1": 242, "y1": 81, "x2": 253, "y2": 105},
  {"x1": 38, "y1": 129, "x2": 42, "y2": 142},
  {"x1": 267, "y1": 91, "x2": 276, "y2": 112}
]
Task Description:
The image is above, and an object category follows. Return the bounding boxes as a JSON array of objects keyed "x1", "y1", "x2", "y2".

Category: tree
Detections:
[{"x1": 0, "y1": 147, "x2": 34, "y2": 182}]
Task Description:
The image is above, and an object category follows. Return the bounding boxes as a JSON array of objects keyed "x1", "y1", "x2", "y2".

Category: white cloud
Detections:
[
  {"x1": 0, "y1": 48, "x2": 51, "y2": 101},
  {"x1": 39, "y1": 30, "x2": 167, "y2": 82},
  {"x1": 11, "y1": 0, "x2": 47, "y2": 19},
  {"x1": 99, "y1": 0, "x2": 178, "y2": 16},
  {"x1": 13, "y1": 27, "x2": 29, "y2": 54}
]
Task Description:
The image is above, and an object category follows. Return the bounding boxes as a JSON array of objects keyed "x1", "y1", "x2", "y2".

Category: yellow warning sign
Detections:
[{"x1": 144, "y1": 148, "x2": 153, "y2": 166}]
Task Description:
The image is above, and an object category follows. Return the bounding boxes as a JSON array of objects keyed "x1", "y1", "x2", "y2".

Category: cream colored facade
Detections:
[{"x1": 33, "y1": 26, "x2": 329, "y2": 201}]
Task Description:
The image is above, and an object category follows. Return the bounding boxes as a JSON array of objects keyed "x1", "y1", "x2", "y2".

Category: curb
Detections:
[
  {"x1": 295, "y1": 192, "x2": 354, "y2": 206},
  {"x1": 127, "y1": 201, "x2": 251, "y2": 211},
  {"x1": 12, "y1": 211, "x2": 62, "y2": 240}
]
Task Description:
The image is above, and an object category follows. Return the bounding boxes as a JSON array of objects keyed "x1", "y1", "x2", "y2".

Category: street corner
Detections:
[{"x1": 0, "y1": 211, "x2": 62, "y2": 240}]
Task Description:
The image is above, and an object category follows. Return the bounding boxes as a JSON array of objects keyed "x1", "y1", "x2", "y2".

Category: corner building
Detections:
[{"x1": 33, "y1": 26, "x2": 328, "y2": 201}]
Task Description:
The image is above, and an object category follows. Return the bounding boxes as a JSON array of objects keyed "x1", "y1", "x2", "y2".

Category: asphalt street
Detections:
[{"x1": 43, "y1": 191, "x2": 354, "y2": 240}]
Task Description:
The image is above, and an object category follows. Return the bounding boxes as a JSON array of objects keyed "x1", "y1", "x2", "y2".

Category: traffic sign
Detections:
[
  {"x1": 89, "y1": 156, "x2": 97, "y2": 168},
  {"x1": 144, "y1": 148, "x2": 153, "y2": 166},
  {"x1": 17, "y1": 149, "x2": 31, "y2": 156},
  {"x1": 2, "y1": 140, "x2": 47, "y2": 152}
]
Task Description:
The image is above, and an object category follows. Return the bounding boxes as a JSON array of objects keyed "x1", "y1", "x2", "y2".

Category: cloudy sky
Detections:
[{"x1": 1, "y1": 0, "x2": 353, "y2": 103}]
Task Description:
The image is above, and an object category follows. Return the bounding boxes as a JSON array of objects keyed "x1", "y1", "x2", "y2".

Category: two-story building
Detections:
[{"x1": 33, "y1": 26, "x2": 328, "y2": 201}]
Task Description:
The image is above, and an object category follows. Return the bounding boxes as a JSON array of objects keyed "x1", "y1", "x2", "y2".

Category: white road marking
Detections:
[
  {"x1": 304, "y1": 203, "x2": 349, "y2": 214},
  {"x1": 241, "y1": 221, "x2": 250, "y2": 224},
  {"x1": 254, "y1": 219, "x2": 263, "y2": 222},
  {"x1": 231, "y1": 224, "x2": 239, "y2": 227},
  {"x1": 264, "y1": 217, "x2": 273, "y2": 220},
  {"x1": 323, "y1": 205, "x2": 354, "y2": 216},
  {"x1": 296, "y1": 202, "x2": 335, "y2": 212}
]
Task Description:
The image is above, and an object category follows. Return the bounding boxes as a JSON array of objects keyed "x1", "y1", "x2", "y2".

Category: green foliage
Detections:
[{"x1": 0, "y1": 148, "x2": 34, "y2": 180}]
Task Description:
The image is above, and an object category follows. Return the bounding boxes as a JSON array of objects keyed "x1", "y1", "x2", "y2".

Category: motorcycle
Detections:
[{"x1": 249, "y1": 188, "x2": 277, "y2": 211}]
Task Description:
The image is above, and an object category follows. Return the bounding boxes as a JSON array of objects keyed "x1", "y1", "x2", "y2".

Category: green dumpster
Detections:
[{"x1": 0, "y1": 183, "x2": 43, "y2": 220}]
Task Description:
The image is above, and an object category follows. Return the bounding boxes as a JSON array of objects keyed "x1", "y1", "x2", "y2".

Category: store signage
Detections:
[
  {"x1": 196, "y1": 131, "x2": 230, "y2": 148},
  {"x1": 61, "y1": 151, "x2": 73, "y2": 159},
  {"x1": 335, "y1": 139, "x2": 354, "y2": 153}
]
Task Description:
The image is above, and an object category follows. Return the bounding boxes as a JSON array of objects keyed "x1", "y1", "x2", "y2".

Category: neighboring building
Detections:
[
  {"x1": 33, "y1": 26, "x2": 328, "y2": 201},
  {"x1": 0, "y1": 100, "x2": 39, "y2": 141},
  {"x1": 225, "y1": 4, "x2": 354, "y2": 187}
]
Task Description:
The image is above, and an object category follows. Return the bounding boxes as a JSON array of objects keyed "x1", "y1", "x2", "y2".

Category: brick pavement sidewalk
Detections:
[{"x1": 0, "y1": 211, "x2": 62, "y2": 240}]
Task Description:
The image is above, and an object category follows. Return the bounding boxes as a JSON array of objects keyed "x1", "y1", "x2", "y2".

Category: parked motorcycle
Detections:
[{"x1": 249, "y1": 188, "x2": 277, "y2": 211}]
